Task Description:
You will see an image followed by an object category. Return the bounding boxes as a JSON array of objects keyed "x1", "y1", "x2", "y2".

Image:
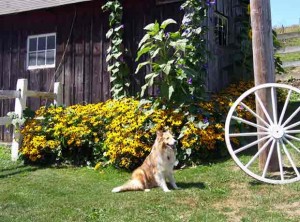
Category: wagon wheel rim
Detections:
[{"x1": 225, "y1": 83, "x2": 300, "y2": 184}]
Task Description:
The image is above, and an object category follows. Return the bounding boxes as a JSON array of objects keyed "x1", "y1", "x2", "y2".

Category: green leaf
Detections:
[
  {"x1": 114, "y1": 25, "x2": 124, "y2": 32},
  {"x1": 145, "y1": 72, "x2": 158, "y2": 80},
  {"x1": 113, "y1": 52, "x2": 122, "y2": 59},
  {"x1": 140, "y1": 84, "x2": 148, "y2": 97},
  {"x1": 106, "y1": 54, "x2": 113, "y2": 63},
  {"x1": 163, "y1": 63, "x2": 171, "y2": 75},
  {"x1": 138, "y1": 34, "x2": 150, "y2": 49},
  {"x1": 106, "y1": 46, "x2": 112, "y2": 54},
  {"x1": 147, "y1": 22, "x2": 160, "y2": 36},
  {"x1": 107, "y1": 64, "x2": 114, "y2": 72},
  {"x1": 106, "y1": 28, "x2": 114, "y2": 39},
  {"x1": 178, "y1": 126, "x2": 187, "y2": 140},
  {"x1": 170, "y1": 39, "x2": 188, "y2": 52},
  {"x1": 161, "y1": 60, "x2": 174, "y2": 75},
  {"x1": 135, "y1": 61, "x2": 150, "y2": 74},
  {"x1": 110, "y1": 76, "x2": 117, "y2": 82},
  {"x1": 168, "y1": 85, "x2": 174, "y2": 100},
  {"x1": 138, "y1": 99, "x2": 152, "y2": 108},
  {"x1": 150, "y1": 48, "x2": 160, "y2": 59},
  {"x1": 195, "y1": 121, "x2": 209, "y2": 130},
  {"x1": 195, "y1": 27, "x2": 202, "y2": 34},
  {"x1": 112, "y1": 38, "x2": 122, "y2": 46},
  {"x1": 153, "y1": 30, "x2": 163, "y2": 41},
  {"x1": 136, "y1": 46, "x2": 152, "y2": 61},
  {"x1": 160, "y1": 19, "x2": 177, "y2": 29},
  {"x1": 111, "y1": 68, "x2": 119, "y2": 74},
  {"x1": 145, "y1": 73, "x2": 159, "y2": 86},
  {"x1": 170, "y1": 31, "x2": 181, "y2": 39},
  {"x1": 144, "y1": 23, "x2": 155, "y2": 31}
]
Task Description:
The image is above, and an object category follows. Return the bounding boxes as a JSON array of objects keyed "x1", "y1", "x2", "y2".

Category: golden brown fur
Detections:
[{"x1": 112, "y1": 130, "x2": 179, "y2": 192}]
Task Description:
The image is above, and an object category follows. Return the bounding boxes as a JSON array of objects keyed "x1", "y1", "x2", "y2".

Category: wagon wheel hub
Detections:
[{"x1": 269, "y1": 125, "x2": 284, "y2": 139}]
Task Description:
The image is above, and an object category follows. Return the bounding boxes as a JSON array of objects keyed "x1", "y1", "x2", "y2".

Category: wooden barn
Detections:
[{"x1": 0, "y1": 0, "x2": 249, "y2": 140}]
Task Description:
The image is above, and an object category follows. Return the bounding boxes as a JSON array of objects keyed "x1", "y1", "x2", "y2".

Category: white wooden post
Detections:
[
  {"x1": 11, "y1": 79, "x2": 28, "y2": 161},
  {"x1": 53, "y1": 82, "x2": 62, "y2": 106}
]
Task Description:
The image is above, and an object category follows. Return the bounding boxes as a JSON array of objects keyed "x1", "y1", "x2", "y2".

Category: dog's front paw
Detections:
[
  {"x1": 112, "y1": 187, "x2": 121, "y2": 193},
  {"x1": 174, "y1": 186, "x2": 181, "y2": 190},
  {"x1": 163, "y1": 189, "x2": 171, "y2": 192}
]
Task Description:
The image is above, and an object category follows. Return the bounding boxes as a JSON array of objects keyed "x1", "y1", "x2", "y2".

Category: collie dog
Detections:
[{"x1": 112, "y1": 130, "x2": 179, "y2": 192}]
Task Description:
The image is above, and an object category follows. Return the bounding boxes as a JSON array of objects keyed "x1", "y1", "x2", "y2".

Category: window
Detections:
[
  {"x1": 27, "y1": 33, "x2": 56, "y2": 70},
  {"x1": 214, "y1": 12, "x2": 228, "y2": 46}
]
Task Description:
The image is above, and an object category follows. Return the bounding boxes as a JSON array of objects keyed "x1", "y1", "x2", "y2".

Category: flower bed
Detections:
[{"x1": 20, "y1": 81, "x2": 255, "y2": 169}]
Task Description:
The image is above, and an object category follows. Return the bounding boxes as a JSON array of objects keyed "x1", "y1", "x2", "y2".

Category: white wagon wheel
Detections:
[{"x1": 225, "y1": 83, "x2": 300, "y2": 184}]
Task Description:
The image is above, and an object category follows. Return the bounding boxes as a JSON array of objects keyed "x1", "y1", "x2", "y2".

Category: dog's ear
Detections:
[{"x1": 156, "y1": 130, "x2": 163, "y2": 138}]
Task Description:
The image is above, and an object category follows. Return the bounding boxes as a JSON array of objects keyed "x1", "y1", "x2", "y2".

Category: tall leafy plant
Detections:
[
  {"x1": 180, "y1": 0, "x2": 211, "y2": 99},
  {"x1": 135, "y1": 0, "x2": 212, "y2": 106},
  {"x1": 135, "y1": 19, "x2": 195, "y2": 104},
  {"x1": 102, "y1": 0, "x2": 130, "y2": 99}
]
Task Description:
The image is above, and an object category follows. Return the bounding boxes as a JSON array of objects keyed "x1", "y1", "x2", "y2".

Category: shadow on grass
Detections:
[
  {"x1": 248, "y1": 165, "x2": 300, "y2": 186},
  {"x1": 249, "y1": 180, "x2": 265, "y2": 186},
  {"x1": 0, "y1": 165, "x2": 39, "y2": 179},
  {"x1": 176, "y1": 182, "x2": 206, "y2": 189}
]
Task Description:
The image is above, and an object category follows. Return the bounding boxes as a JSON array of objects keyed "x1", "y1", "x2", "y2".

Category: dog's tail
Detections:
[{"x1": 112, "y1": 179, "x2": 144, "y2": 193}]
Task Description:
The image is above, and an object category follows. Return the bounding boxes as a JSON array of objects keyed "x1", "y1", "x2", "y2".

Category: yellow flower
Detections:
[{"x1": 215, "y1": 123, "x2": 223, "y2": 129}]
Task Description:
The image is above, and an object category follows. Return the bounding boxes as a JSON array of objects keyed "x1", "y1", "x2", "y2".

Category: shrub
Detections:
[{"x1": 20, "y1": 81, "x2": 255, "y2": 169}]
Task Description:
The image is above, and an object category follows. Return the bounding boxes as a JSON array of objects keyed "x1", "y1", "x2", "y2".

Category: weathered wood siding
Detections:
[
  {"x1": 207, "y1": 0, "x2": 249, "y2": 92},
  {"x1": 0, "y1": 0, "x2": 183, "y2": 141}
]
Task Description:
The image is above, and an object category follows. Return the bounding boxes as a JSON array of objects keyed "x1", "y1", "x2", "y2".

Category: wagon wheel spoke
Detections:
[
  {"x1": 276, "y1": 141, "x2": 284, "y2": 181},
  {"x1": 283, "y1": 137, "x2": 300, "y2": 154},
  {"x1": 284, "y1": 121, "x2": 300, "y2": 130},
  {"x1": 231, "y1": 116, "x2": 268, "y2": 131},
  {"x1": 262, "y1": 139, "x2": 276, "y2": 179},
  {"x1": 282, "y1": 106, "x2": 300, "y2": 128},
  {"x1": 278, "y1": 89, "x2": 292, "y2": 125},
  {"x1": 285, "y1": 134, "x2": 300, "y2": 143},
  {"x1": 285, "y1": 130, "x2": 300, "y2": 134},
  {"x1": 245, "y1": 137, "x2": 273, "y2": 169},
  {"x1": 234, "y1": 135, "x2": 271, "y2": 154},
  {"x1": 281, "y1": 139, "x2": 300, "y2": 178},
  {"x1": 240, "y1": 102, "x2": 270, "y2": 127},
  {"x1": 229, "y1": 132, "x2": 269, "y2": 137},
  {"x1": 271, "y1": 87, "x2": 278, "y2": 124},
  {"x1": 255, "y1": 91, "x2": 274, "y2": 125}
]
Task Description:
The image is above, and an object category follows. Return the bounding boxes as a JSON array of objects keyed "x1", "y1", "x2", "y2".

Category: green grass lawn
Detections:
[
  {"x1": 1, "y1": 147, "x2": 300, "y2": 222},
  {"x1": 279, "y1": 38, "x2": 300, "y2": 47},
  {"x1": 276, "y1": 51, "x2": 300, "y2": 62}
]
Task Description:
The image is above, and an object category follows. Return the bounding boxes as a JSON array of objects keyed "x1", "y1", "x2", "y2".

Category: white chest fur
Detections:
[{"x1": 157, "y1": 147, "x2": 176, "y2": 173}]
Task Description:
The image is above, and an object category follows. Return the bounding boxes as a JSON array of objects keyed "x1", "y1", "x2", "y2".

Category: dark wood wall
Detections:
[
  {"x1": 207, "y1": 0, "x2": 249, "y2": 92},
  {"x1": 0, "y1": 0, "x2": 183, "y2": 141}
]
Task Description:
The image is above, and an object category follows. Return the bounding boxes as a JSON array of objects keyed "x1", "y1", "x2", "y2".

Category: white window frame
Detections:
[{"x1": 27, "y1": 33, "x2": 56, "y2": 70}]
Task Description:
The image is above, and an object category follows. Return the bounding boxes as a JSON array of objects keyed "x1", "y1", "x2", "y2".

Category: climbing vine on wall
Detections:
[{"x1": 102, "y1": 0, "x2": 130, "y2": 99}]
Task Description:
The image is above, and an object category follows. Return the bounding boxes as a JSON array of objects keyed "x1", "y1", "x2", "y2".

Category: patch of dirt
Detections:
[
  {"x1": 274, "y1": 201, "x2": 300, "y2": 218},
  {"x1": 276, "y1": 67, "x2": 300, "y2": 88},
  {"x1": 277, "y1": 78, "x2": 300, "y2": 88},
  {"x1": 212, "y1": 183, "x2": 252, "y2": 222}
]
